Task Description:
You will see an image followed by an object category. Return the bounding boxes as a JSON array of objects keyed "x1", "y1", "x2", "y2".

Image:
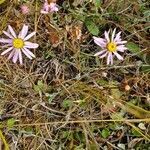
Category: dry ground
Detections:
[{"x1": 0, "y1": 0, "x2": 150, "y2": 149}]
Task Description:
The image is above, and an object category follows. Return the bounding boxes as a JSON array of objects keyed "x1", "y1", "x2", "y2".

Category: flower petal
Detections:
[
  {"x1": 40, "y1": 10, "x2": 49, "y2": 14},
  {"x1": 110, "y1": 53, "x2": 113, "y2": 65},
  {"x1": 18, "y1": 24, "x2": 29, "y2": 39},
  {"x1": 116, "y1": 41, "x2": 127, "y2": 45},
  {"x1": 107, "y1": 52, "x2": 112, "y2": 65},
  {"x1": 24, "y1": 41, "x2": 39, "y2": 49},
  {"x1": 18, "y1": 50, "x2": 23, "y2": 65},
  {"x1": 0, "y1": 38, "x2": 12, "y2": 43},
  {"x1": 23, "y1": 47, "x2": 35, "y2": 58},
  {"x1": 111, "y1": 28, "x2": 116, "y2": 42},
  {"x1": 50, "y1": 7, "x2": 58, "y2": 12},
  {"x1": 24, "y1": 32, "x2": 36, "y2": 41},
  {"x1": 99, "y1": 52, "x2": 108, "y2": 58},
  {"x1": 93, "y1": 36, "x2": 106, "y2": 48},
  {"x1": 8, "y1": 25, "x2": 17, "y2": 38},
  {"x1": 104, "y1": 30, "x2": 110, "y2": 42},
  {"x1": 3, "y1": 31, "x2": 14, "y2": 39},
  {"x1": 1, "y1": 47, "x2": 13, "y2": 55},
  {"x1": 117, "y1": 45, "x2": 127, "y2": 52},
  {"x1": 8, "y1": 49, "x2": 15, "y2": 60},
  {"x1": 12, "y1": 50, "x2": 19, "y2": 63},
  {"x1": 42, "y1": 2, "x2": 49, "y2": 12},
  {"x1": 94, "y1": 50, "x2": 107, "y2": 56},
  {"x1": 22, "y1": 48, "x2": 33, "y2": 59},
  {"x1": 1, "y1": 43, "x2": 12, "y2": 48},
  {"x1": 114, "y1": 31, "x2": 121, "y2": 42},
  {"x1": 113, "y1": 52, "x2": 123, "y2": 60},
  {"x1": 50, "y1": 3, "x2": 58, "y2": 12}
]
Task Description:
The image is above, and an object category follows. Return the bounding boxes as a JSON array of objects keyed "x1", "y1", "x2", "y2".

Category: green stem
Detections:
[{"x1": 0, "y1": 130, "x2": 9, "y2": 150}]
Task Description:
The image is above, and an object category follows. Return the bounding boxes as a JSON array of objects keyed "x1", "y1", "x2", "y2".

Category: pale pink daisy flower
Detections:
[
  {"x1": 41, "y1": 1, "x2": 58, "y2": 14},
  {"x1": 0, "y1": 24, "x2": 39, "y2": 65},
  {"x1": 20, "y1": 5, "x2": 30, "y2": 14},
  {"x1": 93, "y1": 28, "x2": 127, "y2": 65}
]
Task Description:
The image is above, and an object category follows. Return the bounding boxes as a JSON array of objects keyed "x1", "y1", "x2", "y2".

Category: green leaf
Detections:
[
  {"x1": 37, "y1": 80, "x2": 44, "y2": 89},
  {"x1": 101, "y1": 128, "x2": 110, "y2": 138},
  {"x1": 143, "y1": 53, "x2": 150, "y2": 64},
  {"x1": 143, "y1": 10, "x2": 150, "y2": 21},
  {"x1": 0, "y1": 0, "x2": 6, "y2": 5},
  {"x1": 94, "y1": 0, "x2": 101, "y2": 7},
  {"x1": 45, "y1": 93, "x2": 57, "y2": 103},
  {"x1": 141, "y1": 65, "x2": 150, "y2": 73},
  {"x1": 126, "y1": 42, "x2": 143, "y2": 59},
  {"x1": 111, "y1": 112, "x2": 124, "y2": 120},
  {"x1": 62, "y1": 99, "x2": 73, "y2": 109},
  {"x1": 96, "y1": 79, "x2": 108, "y2": 86},
  {"x1": 122, "y1": 102, "x2": 150, "y2": 118},
  {"x1": 0, "y1": 122, "x2": 3, "y2": 129},
  {"x1": 111, "y1": 88, "x2": 122, "y2": 100},
  {"x1": 131, "y1": 128, "x2": 141, "y2": 137},
  {"x1": 62, "y1": 131, "x2": 70, "y2": 139},
  {"x1": 34, "y1": 80, "x2": 47, "y2": 93},
  {"x1": 74, "y1": 132, "x2": 85, "y2": 143},
  {"x1": 7, "y1": 118, "x2": 16, "y2": 129},
  {"x1": 85, "y1": 19, "x2": 99, "y2": 35}
]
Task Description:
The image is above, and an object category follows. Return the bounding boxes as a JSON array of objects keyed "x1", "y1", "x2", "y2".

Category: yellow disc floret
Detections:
[
  {"x1": 107, "y1": 42, "x2": 117, "y2": 52},
  {"x1": 13, "y1": 38, "x2": 24, "y2": 49}
]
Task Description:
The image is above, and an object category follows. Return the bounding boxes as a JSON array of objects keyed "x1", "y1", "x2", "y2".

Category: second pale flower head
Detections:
[
  {"x1": 0, "y1": 24, "x2": 39, "y2": 65},
  {"x1": 93, "y1": 28, "x2": 127, "y2": 65}
]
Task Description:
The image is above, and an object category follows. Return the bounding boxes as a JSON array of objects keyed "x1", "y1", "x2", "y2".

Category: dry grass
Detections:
[{"x1": 0, "y1": 0, "x2": 150, "y2": 149}]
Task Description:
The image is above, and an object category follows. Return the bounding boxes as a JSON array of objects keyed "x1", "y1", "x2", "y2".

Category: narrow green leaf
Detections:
[
  {"x1": 123, "y1": 102, "x2": 150, "y2": 118},
  {"x1": 0, "y1": 130, "x2": 9, "y2": 150},
  {"x1": 126, "y1": 42, "x2": 143, "y2": 59},
  {"x1": 101, "y1": 128, "x2": 110, "y2": 138},
  {"x1": 141, "y1": 65, "x2": 150, "y2": 73},
  {"x1": 131, "y1": 128, "x2": 142, "y2": 137},
  {"x1": 7, "y1": 118, "x2": 16, "y2": 129},
  {"x1": 85, "y1": 19, "x2": 99, "y2": 35}
]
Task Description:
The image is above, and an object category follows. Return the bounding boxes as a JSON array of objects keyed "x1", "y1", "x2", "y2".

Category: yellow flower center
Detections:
[
  {"x1": 107, "y1": 42, "x2": 117, "y2": 52},
  {"x1": 13, "y1": 38, "x2": 24, "y2": 49}
]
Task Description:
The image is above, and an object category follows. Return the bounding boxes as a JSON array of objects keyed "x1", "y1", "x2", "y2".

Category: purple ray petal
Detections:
[
  {"x1": 12, "y1": 50, "x2": 19, "y2": 63},
  {"x1": 116, "y1": 41, "x2": 127, "y2": 45},
  {"x1": 114, "y1": 31, "x2": 121, "y2": 42},
  {"x1": 18, "y1": 50, "x2": 23, "y2": 65},
  {"x1": 24, "y1": 32, "x2": 36, "y2": 41},
  {"x1": 8, "y1": 49, "x2": 15, "y2": 60},
  {"x1": 110, "y1": 53, "x2": 113, "y2": 65},
  {"x1": 93, "y1": 36, "x2": 107, "y2": 48},
  {"x1": 104, "y1": 30, "x2": 110, "y2": 43},
  {"x1": 99, "y1": 52, "x2": 108, "y2": 58},
  {"x1": 18, "y1": 24, "x2": 29, "y2": 39},
  {"x1": 117, "y1": 45, "x2": 128, "y2": 52},
  {"x1": 3, "y1": 31, "x2": 14, "y2": 39},
  {"x1": 23, "y1": 47, "x2": 35, "y2": 58},
  {"x1": 94, "y1": 50, "x2": 107, "y2": 56},
  {"x1": 107, "y1": 52, "x2": 112, "y2": 65},
  {"x1": 24, "y1": 41, "x2": 39, "y2": 49},
  {"x1": 22, "y1": 49, "x2": 33, "y2": 59},
  {"x1": 50, "y1": 3, "x2": 59, "y2": 12},
  {"x1": 1, "y1": 47, "x2": 13, "y2": 55},
  {"x1": 8, "y1": 25, "x2": 17, "y2": 38},
  {"x1": 113, "y1": 52, "x2": 123, "y2": 60},
  {"x1": 0, "y1": 38, "x2": 12, "y2": 43},
  {"x1": 1, "y1": 43, "x2": 12, "y2": 48},
  {"x1": 111, "y1": 28, "x2": 116, "y2": 42},
  {"x1": 40, "y1": 10, "x2": 49, "y2": 14}
]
